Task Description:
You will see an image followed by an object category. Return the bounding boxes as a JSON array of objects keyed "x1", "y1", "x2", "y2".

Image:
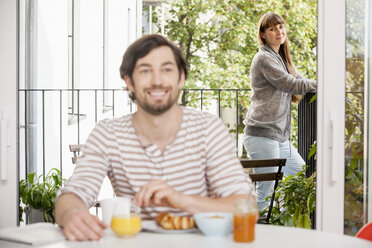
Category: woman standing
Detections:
[{"x1": 243, "y1": 12, "x2": 316, "y2": 211}]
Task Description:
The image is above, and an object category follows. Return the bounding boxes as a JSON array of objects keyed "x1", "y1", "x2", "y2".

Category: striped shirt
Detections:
[{"x1": 58, "y1": 107, "x2": 254, "y2": 219}]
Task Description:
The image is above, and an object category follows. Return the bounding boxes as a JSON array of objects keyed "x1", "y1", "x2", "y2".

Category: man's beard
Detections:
[{"x1": 134, "y1": 87, "x2": 180, "y2": 116}]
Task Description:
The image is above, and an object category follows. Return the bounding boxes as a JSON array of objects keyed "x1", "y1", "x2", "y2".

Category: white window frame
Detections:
[
  {"x1": 0, "y1": 0, "x2": 18, "y2": 228},
  {"x1": 317, "y1": 0, "x2": 346, "y2": 233},
  {"x1": 366, "y1": 0, "x2": 372, "y2": 223}
]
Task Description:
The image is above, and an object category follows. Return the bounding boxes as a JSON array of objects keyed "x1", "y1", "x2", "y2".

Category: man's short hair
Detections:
[{"x1": 119, "y1": 34, "x2": 188, "y2": 102}]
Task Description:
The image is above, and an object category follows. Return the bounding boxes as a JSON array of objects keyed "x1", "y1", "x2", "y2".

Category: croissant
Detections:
[{"x1": 155, "y1": 212, "x2": 195, "y2": 230}]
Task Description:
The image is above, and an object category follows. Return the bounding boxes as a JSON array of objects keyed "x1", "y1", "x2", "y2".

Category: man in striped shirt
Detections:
[{"x1": 55, "y1": 34, "x2": 255, "y2": 241}]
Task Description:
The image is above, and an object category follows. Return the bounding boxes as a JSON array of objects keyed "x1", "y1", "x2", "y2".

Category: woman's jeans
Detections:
[{"x1": 243, "y1": 135, "x2": 305, "y2": 211}]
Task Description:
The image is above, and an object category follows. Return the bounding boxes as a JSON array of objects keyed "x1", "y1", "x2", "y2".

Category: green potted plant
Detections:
[
  {"x1": 19, "y1": 168, "x2": 65, "y2": 223},
  {"x1": 260, "y1": 166, "x2": 316, "y2": 228}
]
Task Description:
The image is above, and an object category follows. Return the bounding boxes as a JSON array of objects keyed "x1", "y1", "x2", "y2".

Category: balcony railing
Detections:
[{"x1": 18, "y1": 88, "x2": 316, "y2": 180}]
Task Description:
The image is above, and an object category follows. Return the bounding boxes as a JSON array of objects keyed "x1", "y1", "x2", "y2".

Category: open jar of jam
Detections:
[{"x1": 233, "y1": 196, "x2": 257, "y2": 242}]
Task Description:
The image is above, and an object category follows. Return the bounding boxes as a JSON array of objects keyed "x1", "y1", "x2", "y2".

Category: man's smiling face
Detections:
[{"x1": 126, "y1": 46, "x2": 184, "y2": 115}]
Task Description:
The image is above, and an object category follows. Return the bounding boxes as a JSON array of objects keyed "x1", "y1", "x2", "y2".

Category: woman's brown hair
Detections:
[{"x1": 257, "y1": 12, "x2": 302, "y2": 103}]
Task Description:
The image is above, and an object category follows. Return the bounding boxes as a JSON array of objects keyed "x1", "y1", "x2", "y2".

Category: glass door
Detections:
[
  {"x1": 344, "y1": 0, "x2": 369, "y2": 236},
  {"x1": 318, "y1": 0, "x2": 371, "y2": 235}
]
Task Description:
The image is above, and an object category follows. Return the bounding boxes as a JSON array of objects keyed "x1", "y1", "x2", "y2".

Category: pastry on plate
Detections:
[{"x1": 155, "y1": 212, "x2": 195, "y2": 230}]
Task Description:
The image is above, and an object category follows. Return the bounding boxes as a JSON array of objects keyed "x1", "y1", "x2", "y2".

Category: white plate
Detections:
[{"x1": 141, "y1": 220, "x2": 197, "y2": 234}]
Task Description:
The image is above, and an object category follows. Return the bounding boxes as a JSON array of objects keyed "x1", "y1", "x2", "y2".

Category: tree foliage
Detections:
[
  {"x1": 154, "y1": 0, "x2": 317, "y2": 90},
  {"x1": 153, "y1": 0, "x2": 317, "y2": 142}
]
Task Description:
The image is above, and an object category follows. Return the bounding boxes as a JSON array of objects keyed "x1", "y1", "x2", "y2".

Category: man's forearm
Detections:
[
  {"x1": 55, "y1": 193, "x2": 89, "y2": 227},
  {"x1": 182, "y1": 194, "x2": 250, "y2": 214}
]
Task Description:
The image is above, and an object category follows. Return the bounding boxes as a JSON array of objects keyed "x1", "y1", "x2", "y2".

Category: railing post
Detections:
[
  {"x1": 60, "y1": 90, "x2": 63, "y2": 178},
  {"x1": 298, "y1": 92, "x2": 317, "y2": 177},
  {"x1": 235, "y1": 90, "x2": 239, "y2": 155},
  {"x1": 77, "y1": 90, "x2": 80, "y2": 145},
  {"x1": 297, "y1": 92, "x2": 317, "y2": 229},
  {"x1": 95, "y1": 90, "x2": 98, "y2": 123},
  {"x1": 42, "y1": 90, "x2": 45, "y2": 180},
  {"x1": 218, "y1": 90, "x2": 221, "y2": 118}
]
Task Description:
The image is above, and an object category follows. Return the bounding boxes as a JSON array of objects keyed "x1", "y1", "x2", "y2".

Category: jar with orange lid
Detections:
[{"x1": 233, "y1": 196, "x2": 257, "y2": 242}]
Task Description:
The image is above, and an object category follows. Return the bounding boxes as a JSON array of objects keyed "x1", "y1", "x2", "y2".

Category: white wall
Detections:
[
  {"x1": 17, "y1": 0, "x2": 141, "y2": 220},
  {"x1": 0, "y1": 0, "x2": 18, "y2": 227}
]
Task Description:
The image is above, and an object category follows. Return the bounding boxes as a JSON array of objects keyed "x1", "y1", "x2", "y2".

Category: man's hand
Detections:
[
  {"x1": 62, "y1": 209, "x2": 107, "y2": 241},
  {"x1": 132, "y1": 180, "x2": 252, "y2": 215},
  {"x1": 133, "y1": 180, "x2": 186, "y2": 209}
]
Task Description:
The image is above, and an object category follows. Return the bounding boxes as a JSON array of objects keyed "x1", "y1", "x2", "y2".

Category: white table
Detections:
[{"x1": 0, "y1": 224, "x2": 370, "y2": 248}]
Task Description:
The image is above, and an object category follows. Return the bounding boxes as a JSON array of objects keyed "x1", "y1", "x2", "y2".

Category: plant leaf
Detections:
[
  {"x1": 27, "y1": 172, "x2": 36, "y2": 185},
  {"x1": 297, "y1": 214, "x2": 312, "y2": 229},
  {"x1": 293, "y1": 207, "x2": 300, "y2": 226},
  {"x1": 309, "y1": 94, "x2": 317, "y2": 103},
  {"x1": 308, "y1": 141, "x2": 316, "y2": 159},
  {"x1": 280, "y1": 214, "x2": 293, "y2": 226}
]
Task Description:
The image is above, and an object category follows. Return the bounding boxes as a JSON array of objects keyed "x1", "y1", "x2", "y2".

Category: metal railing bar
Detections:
[
  {"x1": 235, "y1": 90, "x2": 239, "y2": 154},
  {"x1": 218, "y1": 90, "x2": 221, "y2": 118},
  {"x1": 60, "y1": 90, "x2": 63, "y2": 177},
  {"x1": 77, "y1": 90, "x2": 80, "y2": 145},
  {"x1": 19, "y1": 88, "x2": 251, "y2": 92},
  {"x1": 183, "y1": 89, "x2": 250, "y2": 92},
  {"x1": 42, "y1": 90, "x2": 45, "y2": 180},
  {"x1": 112, "y1": 90, "x2": 115, "y2": 118},
  {"x1": 19, "y1": 88, "x2": 126, "y2": 91},
  {"x1": 24, "y1": 91, "x2": 28, "y2": 180},
  {"x1": 95, "y1": 90, "x2": 98, "y2": 123},
  {"x1": 24, "y1": 88, "x2": 28, "y2": 225},
  {"x1": 200, "y1": 90, "x2": 203, "y2": 111}
]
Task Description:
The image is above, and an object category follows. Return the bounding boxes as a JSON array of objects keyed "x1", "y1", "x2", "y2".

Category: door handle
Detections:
[
  {"x1": 0, "y1": 110, "x2": 10, "y2": 181},
  {"x1": 329, "y1": 113, "x2": 338, "y2": 183}
]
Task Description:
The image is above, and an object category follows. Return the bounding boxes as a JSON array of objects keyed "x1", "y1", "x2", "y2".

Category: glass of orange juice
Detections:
[
  {"x1": 110, "y1": 197, "x2": 141, "y2": 238},
  {"x1": 233, "y1": 197, "x2": 257, "y2": 242}
]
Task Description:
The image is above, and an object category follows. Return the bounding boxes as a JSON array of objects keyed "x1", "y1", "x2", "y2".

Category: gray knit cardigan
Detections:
[{"x1": 243, "y1": 44, "x2": 317, "y2": 142}]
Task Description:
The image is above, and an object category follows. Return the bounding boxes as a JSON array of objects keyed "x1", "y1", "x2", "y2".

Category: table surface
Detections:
[{"x1": 0, "y1": 224, "x2": 371, "y2": 248}]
